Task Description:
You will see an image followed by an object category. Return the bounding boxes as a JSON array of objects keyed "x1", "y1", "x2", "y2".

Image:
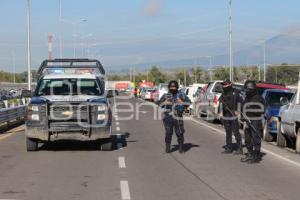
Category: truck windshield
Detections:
[
  {"x1": 36, "y1": 79, "x2": 102, "y2": 96},
  {"x1": 267, "y1": 92, "x2": 294, "y2": 106}
]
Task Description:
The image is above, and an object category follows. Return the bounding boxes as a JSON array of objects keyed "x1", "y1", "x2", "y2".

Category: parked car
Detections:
[
  {"x1": 196, "y1": 81, "x2": 223, "y2": 122},
  {"x1": 256, "y1": 82, "x2": 289, "y2": 95},
  {"x1": 154, "y1": 83, "x2": 168, "y2": 103},
  {"x1": 261, "y1": 89, "x2": 294, "y2": 142},
  {"x1": 275, "y1": 89, "x2": 300, "y2": 152},
  {"x1": 141, "y1": 88, "x2": 156, "y2": 101},
  {"x1": 185, "y1": 84, "x2": 205, "y2": 114},
  {"x1": 150, "y1": 89, "x2": 158, "y2": 102}
]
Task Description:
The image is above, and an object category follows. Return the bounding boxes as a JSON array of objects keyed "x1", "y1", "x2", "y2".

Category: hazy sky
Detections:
[{"x1": 1, "y1": 0, "x2": 300, "y2": 72}]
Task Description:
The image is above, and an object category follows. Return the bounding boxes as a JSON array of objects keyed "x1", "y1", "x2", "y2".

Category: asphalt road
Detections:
[{"x1": 1, "y1": 96, "x2": 300, "y2": 200}]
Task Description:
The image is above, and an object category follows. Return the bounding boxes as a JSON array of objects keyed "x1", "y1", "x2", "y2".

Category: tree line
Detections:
[
  {"x1": 108, "y1": 64, "x2": 300, "y2": 86},
  {"x1": 0, "y1": 64, "x2": 298, "y2": 86}
]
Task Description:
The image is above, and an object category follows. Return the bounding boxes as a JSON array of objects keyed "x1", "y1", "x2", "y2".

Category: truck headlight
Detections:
[
  {"x1": 30, "y1": 114, "x2": 40, "y2": 121},
  {"x1": 29, "y1": 105, "x2": 39, "y2": 112},
  {"x1": 98, "y1": 105, "x2": 106, "y2": 111},
  {"x1": 97, "y1": 114, "x2": 106, "y2": 121}
]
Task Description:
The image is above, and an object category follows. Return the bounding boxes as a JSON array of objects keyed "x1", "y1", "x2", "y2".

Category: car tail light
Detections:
[{"x1": 213, "y1": 95, "x2": 219, "y2": 105}]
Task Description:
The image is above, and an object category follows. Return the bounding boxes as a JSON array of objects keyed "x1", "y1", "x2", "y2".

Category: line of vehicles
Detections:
[{"x1": 135, "y1": 79, "x2": 300, "y2": 153}]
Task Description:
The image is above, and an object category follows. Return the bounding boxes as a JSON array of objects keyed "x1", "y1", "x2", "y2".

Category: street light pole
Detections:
[
  {"x1": 12, "y1": 51, "x2": 16, "y2": 83},
  {"x1": 229, "y1": 0, "x2": 233, "y2": 81},
  {"x1": 263, "y1": 41, "x2": 266, "y2": 82},
  {"x1": 59, "y1": 0, "x2": 63, "y2": 59},
  {"x1": 26, "y1": 0, "x2": 32, "y2": 90}
]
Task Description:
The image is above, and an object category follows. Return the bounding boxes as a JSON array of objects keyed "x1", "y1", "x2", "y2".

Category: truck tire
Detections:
[
  {"x1": 296, "y1": 129, "x2": 300, "y2": 154},
  {"x1": 276, "y1": 120, "x2": 287, "y2": 148},
  {"x1": 263, "y1": 122, "x2": 273, "y2": 142},
  {"x1": 101, "y1": 138, "x2": 113, "y2": 151},
  {"x1": 26, "y1": 137, "x2": 38, "y2": 151}
]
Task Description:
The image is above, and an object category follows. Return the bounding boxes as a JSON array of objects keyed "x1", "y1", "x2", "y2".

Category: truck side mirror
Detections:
[{"x1": 106, "y1": 90, "x2": 114, "y2": 98}]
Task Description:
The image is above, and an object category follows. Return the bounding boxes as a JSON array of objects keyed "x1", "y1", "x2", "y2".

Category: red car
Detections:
[{"x1": 256, "y1": 82, "x2": 289, "y2": 95}]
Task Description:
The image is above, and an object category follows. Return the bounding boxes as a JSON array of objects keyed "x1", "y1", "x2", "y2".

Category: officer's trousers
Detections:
[
  {"x1": 244, "y1": 120, "x2": 263, "y2": 152},
  {"x1": 223, "y1": 118, "x2": 242, "y2": 149},
  {"x1": 163, "y1": 115, "x2": 185, "y2": 145}
]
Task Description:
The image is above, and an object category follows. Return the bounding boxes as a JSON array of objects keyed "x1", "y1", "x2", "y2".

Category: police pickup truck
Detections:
[{"x1": 25, "y1": 59, "x2": 113, "y2": 151}]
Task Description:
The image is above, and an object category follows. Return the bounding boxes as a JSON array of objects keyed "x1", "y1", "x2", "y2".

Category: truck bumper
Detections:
[{"x1": 26, "y1": 125, "x2": 112, "y2": 142}]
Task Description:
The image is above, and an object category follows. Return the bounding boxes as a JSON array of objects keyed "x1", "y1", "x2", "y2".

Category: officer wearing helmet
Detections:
[
  {"x1": 159, "y1": 80, "x2": 191, "y2": 154},
  {"x1": 218, "y1": 80, "x2": 243, "y2": 154},
  {"x1": 240, "y1": 80, "x2": 265, "y2": 163}
]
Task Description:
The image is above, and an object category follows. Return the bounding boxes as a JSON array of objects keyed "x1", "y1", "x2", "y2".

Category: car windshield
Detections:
[
  {"x1": 160, "y1": 84, "x2": 168, "y2": 91},
  {"x1": 36, "y1": 78, "x2": 102, "y2": 96},
  {"x1": 267, "y1": 92, "x2": 294, "y2": 106}
]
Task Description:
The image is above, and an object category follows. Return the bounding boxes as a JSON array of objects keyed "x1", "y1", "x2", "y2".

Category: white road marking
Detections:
[
  {"x1": 116, "y1": 121, "x2": 120, "y2": 126},
  {"x1": 120, "y1": 180, "x2": 131, "y2": 200},
  {"x1": 118, "y1": 157, "x2": 126, "y2": 168},
  {"x1": 116, "y1": 126, "x2": 120, "y2": 131},
  {"x1": 188, "y1": 116, "x2": 300, "y2": 168}
]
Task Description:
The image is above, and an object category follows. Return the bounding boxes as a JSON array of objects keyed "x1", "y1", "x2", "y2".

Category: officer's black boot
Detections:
[
  {"x1": 222, "y1": 145, "x2": 233, "y2": 154},
  {"x1": 248, "y1": 151, "x2": 261, "y2": 164},
  {"x1": 234, "y1": 143, "x2": 243, "y2": 155},
  {"x1": 240, "y1": 150, "x2": 254, "y2": 162},
  {"x1": 178, "y1": 142, "x2": 184, "y2": 154},
  {"x1": 165, "y1": 143, "x2": 171, "y2": 154}
]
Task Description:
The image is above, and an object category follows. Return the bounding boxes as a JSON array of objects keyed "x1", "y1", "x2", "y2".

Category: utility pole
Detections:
[
  {"x1": 12, "y1": 51, "x2": 16, "y2": 83},
  {"x1": 48, "y1": 34, "x2": 53, "y2": 60},
  {"x1": 263, "y1": 41, "x2": 266, "y2": 82},
  {"x1": 258, "y1": 64, "x2": 261, "y2": 81},
  {"x1": 229, "y1": 0, "x2": 233, "y2": 81},
  {"x1": 26, "y1": 0, "x2": 32, "y2": 90},
  {"x1": 184, "y1": 69, "x2": 187, "y2": 87},
  {"x1": 59, "y1": 0, "x2": 63, "y2": 59}
]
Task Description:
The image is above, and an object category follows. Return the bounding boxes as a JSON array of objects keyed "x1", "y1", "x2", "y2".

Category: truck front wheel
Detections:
[
  {"x1": 263, "y1": 122, "x2": 273, "y2": 142},
  {"x1": 276, "y1": 120, "x2": 286, "y2": 148},
  {"x1": 26, "y1": 137, "x2": 38, "y2": 151},
  {"x1": 296, "y1": 129, "x2": 300, "y2": 154},
  {"x1": 100, "y1": 138, "x2": 113, "y2": 151}
]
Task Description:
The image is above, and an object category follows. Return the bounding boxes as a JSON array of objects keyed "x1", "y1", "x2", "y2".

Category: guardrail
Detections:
[{"x1": 0, "y1": 105, "x2": 26, "y2": 132}]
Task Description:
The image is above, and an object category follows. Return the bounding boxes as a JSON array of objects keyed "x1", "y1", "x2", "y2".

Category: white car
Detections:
[
  {"x1": 154, "y1": 83, "x2": 168, "y2": 103},
  {"x1": 184, "y1": 84, "x2": 205, "y2": 114}
]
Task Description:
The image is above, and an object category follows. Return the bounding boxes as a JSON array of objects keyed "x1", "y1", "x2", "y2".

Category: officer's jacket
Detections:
[
  {"x1": 219, "y1": 89, "x2": 241, "y2": 117},
  {"x1": 159, "y1": 92, "x2": 191, "y2": 116},
  {"x1": 242, "y1": 92, "x2": 265, "y2": 118}
]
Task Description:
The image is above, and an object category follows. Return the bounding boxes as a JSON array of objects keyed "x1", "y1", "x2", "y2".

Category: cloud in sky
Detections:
[{"x1": 141, "y1": 0, "x2": 164, "y2": 16}]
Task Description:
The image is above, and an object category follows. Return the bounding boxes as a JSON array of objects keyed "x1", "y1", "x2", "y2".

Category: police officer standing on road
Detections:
[
  {"x1": 240, "y1": 80, "x2": 265, "y2": 164},
  {"x1": 218, "y1": 80, "x2": 243, "y2": 154},
  {"x1": 159, "y1": 80, "x2": 191, "y2": 154}
]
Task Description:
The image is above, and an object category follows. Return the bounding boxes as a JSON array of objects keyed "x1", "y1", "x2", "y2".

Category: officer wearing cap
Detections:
[
  {"x1": 159, "y1": 80, "x2": 191, "y2": 154},
  {"x1": 218, "y1": 80, "x2": 243, "y2": 154},
  {"x1": 240, "y1": 80, "x2": 265, "y2": 163}
]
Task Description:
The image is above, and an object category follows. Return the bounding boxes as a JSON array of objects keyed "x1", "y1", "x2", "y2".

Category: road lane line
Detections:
[
  {"x1": 188, "y1": 117, "x2": 300, "y2": 168},
  {"x1": 116, "y1": 126, "x2": 120, "y2": 131},
  {"x1": 120, "y1": 180, "x2": 131, "y2": 200},
  {"x1": 0, "y1": 131, "x2": 20, "y2": 141},
  {"x1": 118, "y1": 157, "x2": 126, "y2": 168},
  {"x1": 116, "y1": 121, "x2": 120, "y2": 126}
]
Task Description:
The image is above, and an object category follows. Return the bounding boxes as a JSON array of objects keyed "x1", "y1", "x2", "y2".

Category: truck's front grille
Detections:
[{"x1": 49, "y1": 104, "x2": 89, "y2": 122}]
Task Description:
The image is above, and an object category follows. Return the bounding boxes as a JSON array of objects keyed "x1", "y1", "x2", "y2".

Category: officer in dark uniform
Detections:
[
  {"x1": 240, "y1": 80, "x2": 265, "y2": 163},
  {"x1": 159, "y1": 80, "x2": 191, "y2": 154},
  {"x1": 218, "y1": 80, "x2": 243, "y2": 154}
]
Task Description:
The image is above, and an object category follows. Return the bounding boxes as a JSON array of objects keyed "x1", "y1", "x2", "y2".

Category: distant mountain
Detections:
[{"x1": 107, "y1": 33, "x2": 300, "y2": 73}]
